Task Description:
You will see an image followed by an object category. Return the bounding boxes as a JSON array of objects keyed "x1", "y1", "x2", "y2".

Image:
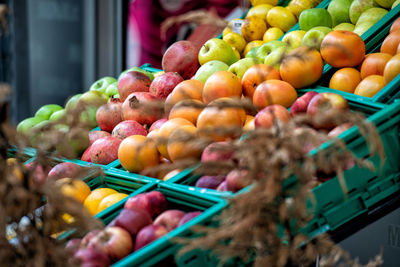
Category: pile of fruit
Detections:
[
  {"x1": 65, "y1": 191, "x2": 202, "y2": 266},
  {"x1": 329, "y1": 17, "x2": 400, "y2": 97}
]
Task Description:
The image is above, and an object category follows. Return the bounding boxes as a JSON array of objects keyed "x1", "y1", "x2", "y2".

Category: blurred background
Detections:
[{"x1": 0, "y1": 0, "x2": 246, "y2": 124}]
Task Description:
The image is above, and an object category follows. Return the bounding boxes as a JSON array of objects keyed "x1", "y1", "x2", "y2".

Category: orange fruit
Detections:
[
  {"x1": 241, "y1": 64, "x2": 281, "y2": 99},
  {"x1": 157, "y1": 118, "x2": 194, "y2": 159},
  {"x1": 280, "y1": 47, "x2": 324, "y2": 88},
  {"x1": 168, "y1": 99, "x2": 203, "y2": 125},
  {"x1": 381, "y1": 30, "x2": 400, "y2": 56},
  {"x1": 162, "y1": 169, "x2": 182, "y2": 181},
  {"x1": 320, "y1": 30, "x2": 366, "y2": 68},
  {"x1": 390, "y1": 18, "x2": 400, "y2": 33},
  {"x1": 253, "y1": 79, "x2": 297, "y2": 109},
  {"x1": 243, "y1": 115, "x2": 255, "y2": 132},
  {"x1": 84, "y1": 188, "x2": 118, "y2": 215},
  {"x1": 383, "y1": 53, "x2": 400, "y2": 84},
  {"x1": 97, "y1": 193, "x2": 128, "y2": 214},
  {"x1": 202, "y1": 71, "x2": 242, "y2": 104},
  {"x1": 118, "y1": 135, "x2": 160, "y2": 173},
  {"x1": 354, "y1": 75, "x2": 385, "y2": 98},
  {"x1": 165, "y1": 80, "x2": 204, "y2": 114},
  {"x1": 360, "y1": 53, "x2": 392, "y2": 79},
  {"x1": 56, "y1": 178, "x2": 91, "y2": 204},
  {"x1": 167, "y1": 125, "x2": 202, "y2": 162},
  {"x1": 329, "y1": 68, "x2": 361, "y2": 93}
]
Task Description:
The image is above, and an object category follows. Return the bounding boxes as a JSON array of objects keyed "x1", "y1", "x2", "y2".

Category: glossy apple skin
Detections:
[
  {"x1": 307, "y1": 92, "x2": 349, "y2": 129},
  {"x1": 162, "y1": 41, "x2": 200, "y2": 80},
  {"x1": 328, "y1": 123, "x2": 353, "y2": 138},
  {"x1": 87, "y1": 226, "x2": 133, "y2": 261},
  {"x1": 195, "y1": 176, "x2": 225, "y2": 189},
  {"x1": 121, "y1": 92, "x2": 159, "y2": 125},
  {"x1": 124, "y1": 191, "x2": 168, "y2": 218},
  {"x1": 117, "y1": 71, "x2": 151, "y2": 102},
  {"x1": 149, "y1": 72, "x2": 184, "y2": 99},
  {"x1": 154, "y1": 210, "x2": 186, "y2": 232},
  {"x1": 216, "y1": 181, "x2": 229, "y2": 191},
  {"x1": 290, "y1": 91, "x2": 319, "y2": 116},
  {"x1": 134, "y1": 224, "x2": 169, "y2": 251},
  {"x1": 47, "y1": 162, "x2": 83, "y2": 180},
  {"x1": 108, "y1": 208, "x2": 152, "y2": 237},
  {"x1": 226, "y1": 169, "x2": 250, "y2": 192},
  {"x1": 201, "y1": 142, "x2": 235, "y2": 162},
  {"x1": 177, "y1": 211, "x2": 202, "y2": 227},
  {"x1": 74, "y1": 247, "x2": 111, "y2": 267}
]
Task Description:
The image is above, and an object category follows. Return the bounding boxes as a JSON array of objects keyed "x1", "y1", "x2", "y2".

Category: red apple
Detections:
[
  {"x1": 74, "y1": 247, "x2": 111, "y2": 267},
  {"x1": 290, "y1": 91, "x2": 319, "y2": 116},
  {"x1": 216, "y1": 181, "x2": 228, "y2": 191},
  {"x1": 134, "y1": 225, "x2": 168, "y2": 251},
  {"x1": 108, "y1": 208, "x2": 152, "y2": 236},
  {"x1": 177, "y1": 211, "x2": 202, "y2": 227},
  {"x1": 112, "y1": 120, "x2": 147, "y2": 140},
  {"x1": 118, "y1": 71, "x2": 151, "y2": 102},
  {"x1": 88, "y1": 226, "x2": 133, "y2": 261},
  {"x1": 148, "y1": 118, "x2": 168, "y2": 132},
  {"x1": 149, "y1": 72, "x2": 184, "y2": 99},
  {"x1": 162, "y1": 41, "x2": 199, "y2": 79},
  {"x1": 154, "y1": 210, "x2": 186, "y2": 232},
  {"x1": 201, "y1": 141, "x2": 235, "y2": 162},
  {"x1": 195, "y1": 176, "x2": 225, "y2": 189},
  {"x1": 328, "y1": 123, "x2": 353, "y2": 138},
  {"x1": 81, "y1": 229, "x2": 102, "y2": 248},
  {"x1": 81, "y1": 146, "x2": 92, "y2": 162},
  {"x1": 65, "y1": 238, "x2": 82, "y2": 254},
  {"x1": 293, "y1": 127, "x2": 328, "y2": 153},
  {"x1": 47, "y1": 162, "x2": 84, "y2": 180},
  {"x1": 25, "y1": 161, "x2": 51, "y2": 184},
  {"x1": 96, "y1": 99, "x2": 123, "y2": 132},
  {"x1": 254, "y1": 104, "x2": 291, "y2": 129},
  {"x1": 307, "y1": 92, "x2": 349, "y2": 129},
  {"x1": 89, "y1": 136, "x2": 121, "y2": 164},
  {"x1": 124, "y1": 191, "x2": 168, "y2": 218},
  {"x1": 89, "y1": 131, "x2": 111, "y2": 145},
  {"x1": 225, "y1": 169, "x2": 250, "y2": 192},
  {"x1": 122, "y1": 92, "x2": 159, "y2": 125}
]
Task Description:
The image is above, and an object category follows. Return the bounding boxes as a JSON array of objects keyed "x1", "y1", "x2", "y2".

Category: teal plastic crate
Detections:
[
  {"x1": 166, "y1": 89, "x2": 388, "y2": 193},
  {"x1": 80, "y1": 182, "x2": 227, "y2": 267},
  {"x1": 317, "y1": 15, "x2": 400, "y2": 104}
]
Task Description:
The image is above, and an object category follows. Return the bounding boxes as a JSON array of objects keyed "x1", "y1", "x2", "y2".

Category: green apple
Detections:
[
  {"x1": 228, "y1": 58, "x2": 257, "y2": 80},
  {"x1": 49, "y1": 109, "x2": 66, "y2": 122},
  {"x1": 354, "y1": 21, "x2": 376, "y2": 36},
  {"x1": 105, "y1": 82, "x2": 118, "y2": 97},
  {"x1": 79, "y1": 90, "x2": 108, "y2": 108},
  {"x1": 393, "y1": 0, "x2": 400, "y2": 8},
  {"x1": 245, "y1": 47, "x2": 260, "y2": 59},
  {"x1": 374, "y1": 0, "x2": 395, "y2": 8},
  {"x1": 349, "y1": 0, "x2": 377, "y2": 24},
  {"x1": 356, "y1": 8, "x2": 388, "y2": 26},
  {"x1": 56, "y1": 125, "x2": 90, "y2": 157},
  {"x1": 194, "y1": 60, "x2": 229, "y2": 83},
  {"x1": 256, "y1": 41, "x2": 288, "y2": 63},
  {"x1": 79, "y1": 106, "x2": 98, "y2": 128},
  {"x1": 333, "y1": 23, "x2": 355, "y2": 31},
  {"x1": 198, "y1": 38, "x2": 238, "y2": 66},
  {"x1": 118, "y1": 67, "x2": 154, "y2": 81},
  {"x1": 17, "y1": 117, "x2": 45, "y2": 134},
  {"x1": 327, "y1": 0, "x2": 352, "y2": 26},
  {"x1": 89, "y1": 77, "x2": 116, "y2": 94},
  {"x1": 264, "y1": 46, "x2": 292, "y2": 71},
  {"x1": 299, "y1": 8, "x2": 332, "y2": 31},
  {"x1": 35, "y1": 104, "x2": 63, "y2": 120},
  {"x1": 282, "y1": 30, "x2": 307, "y2": 48},
  {"x1": 65, "y1": 94, "x2": 82, "y2": 111},
  {"x1": 301, "y1": 27, "x2": 332, "y2": 51},
  {"x1": 113, "y1": 93, "x2": 120, "y2": 99}
]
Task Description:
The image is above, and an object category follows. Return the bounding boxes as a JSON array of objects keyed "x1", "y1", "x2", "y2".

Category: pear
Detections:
[{"x1": 349, "y1": 0, "x2": 378, "y2": 24}]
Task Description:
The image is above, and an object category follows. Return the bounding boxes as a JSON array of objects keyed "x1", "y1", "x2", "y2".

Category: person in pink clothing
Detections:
[{"x1": 127, "y1": 0, "x2": 238, "y2": 69}]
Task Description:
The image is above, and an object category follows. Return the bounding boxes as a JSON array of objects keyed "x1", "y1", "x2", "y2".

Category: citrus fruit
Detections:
[
  {"x1": 57, "y1": 178, "x2": 91, "y2": 204},
  {"x1": 329, "y1": 68, "x2": 361, "y2": 93},
  {"x1": 97, "y1": 193, "x2": 128, "y2": 214},
  {"x1": 84, "y1": 188, "x2": 118, "y2": 215}
]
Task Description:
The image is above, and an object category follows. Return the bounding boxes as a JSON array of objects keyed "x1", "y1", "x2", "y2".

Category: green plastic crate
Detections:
[
  {"x1": 317, "y1": 15, "x2": 400, "y2": 104},
  {"x1": 83, "y1": 183, "x2": 227, "y2": 267}
]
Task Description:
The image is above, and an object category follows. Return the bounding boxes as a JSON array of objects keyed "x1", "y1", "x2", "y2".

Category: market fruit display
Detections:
[{"x1": 68, "y1": 191, "x2": 202, "y2": 265}]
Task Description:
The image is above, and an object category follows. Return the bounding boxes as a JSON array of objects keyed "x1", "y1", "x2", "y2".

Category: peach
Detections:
[
  {"x1": 254, "y1": 104, "x2": 291, "y2": 129},
  {"x1": 253, "y1": 79, "x2": 297, "y2": 109}
]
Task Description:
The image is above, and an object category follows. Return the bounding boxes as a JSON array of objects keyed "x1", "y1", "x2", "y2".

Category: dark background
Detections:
[{"x1": 1, "y1": 0, "x2": 128, "y2": 124}]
